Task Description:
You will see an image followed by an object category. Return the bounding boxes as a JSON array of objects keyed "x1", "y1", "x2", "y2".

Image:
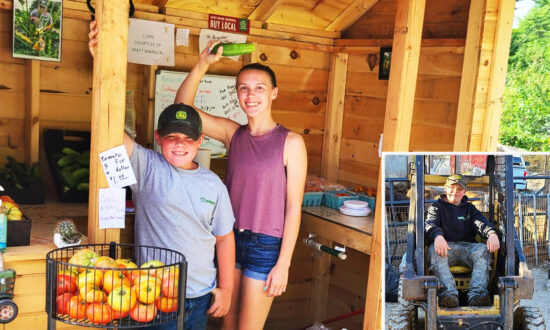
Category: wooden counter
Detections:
[{"x1": 299, "y1": 206, "x2": 373, "y2": 326}]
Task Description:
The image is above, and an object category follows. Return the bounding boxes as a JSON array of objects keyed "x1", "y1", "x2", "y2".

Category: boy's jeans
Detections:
[
  {"x1": 428, "y1": 241, "x2": 491, "y2": 300},
  {"x1": 142, "y1": 292, "x2": 212, "y2": 330}
]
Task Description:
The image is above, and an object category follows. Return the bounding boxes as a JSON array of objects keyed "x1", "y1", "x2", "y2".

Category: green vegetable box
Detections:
[
  {"x1": 0, "y1": 156, "x2": 45, "y2": 204},
  {"x1": 44, "y1": 129, "x2": 91, "y2": 203}
]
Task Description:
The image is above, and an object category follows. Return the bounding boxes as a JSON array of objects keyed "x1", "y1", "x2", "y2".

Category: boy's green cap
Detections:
[
  {"x1": 157, "y1": 103, "x2": 202, "y2": 140},
  {"x1": 446, "y1": 174, "x2": 467, "y2": 189}
]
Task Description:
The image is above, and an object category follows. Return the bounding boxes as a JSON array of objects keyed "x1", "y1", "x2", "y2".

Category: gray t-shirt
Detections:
[{"x1": 130, "y1": 143, "x2": 234, "y2": 298}]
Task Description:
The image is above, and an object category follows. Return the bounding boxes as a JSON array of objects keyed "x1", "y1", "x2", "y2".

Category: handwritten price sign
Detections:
[{"x1": 99, "y1": 145, "x2": 137, "y2": 188}]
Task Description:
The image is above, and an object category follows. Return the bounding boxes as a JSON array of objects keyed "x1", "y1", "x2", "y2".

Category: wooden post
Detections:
[
  {"x1": 88, "y1": 0, "x2": 130, "y2": 244},
  {"x1": 24, "y1": 60, "x2": 40, "y2": 165},
  {"x1": 453, "y1": 0, "x2": 486, "y2": 151},
  {"x1": 142, "y1": 65, "x2": 157, "y2": 148},
  {"x1": 310, "y1": 237, "x2": 332, "y2": 323},
  {"x1": 480, "y1": 0, "x2": 516, "y2": 151},
  {"x1": 321, "y1": 53, "x2": 348, "y2": 182},
  {"x1": 381, "y1": 0, "x2": 426, "y2": 151},
  {"x1": 364, "y1": 165, "x2": 383, "y2": 329}
]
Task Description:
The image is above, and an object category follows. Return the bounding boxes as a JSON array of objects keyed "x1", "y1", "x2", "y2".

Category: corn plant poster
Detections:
[{"x1": 13, "y1": 0, "x2": 62, "y2": 62}]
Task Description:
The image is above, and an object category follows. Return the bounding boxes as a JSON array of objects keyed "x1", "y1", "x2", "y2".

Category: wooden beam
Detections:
[
  {"x1": 142, "y1": 65, "x2": 157, "y2": 148},
  {"x1": 264, "y1": 22, "x2": 341, "y2": 39},
  {"x1": 325, "y1": 0, "x2": 378, "y2": 32},
  {"x1": 333, "y1": 38, "x2": 465, "y2": 47},
  {"x1": 381, "y1": 0, "x2": 426, "y2": 151},
  {"x1": 248, "y1": 0, "x2": 284, "y2": 22},
  {"x1": 24, "y1": 60, "x2": 40, "y2": 165},
  {"x1": 321, "y1": 53, "x2": 348, "y2": 181},
  {"x1": 453, "y1": 0, "x2": 486, "y2": 151},
  {"x1": 156, "y1": 0, "x2": 169, "y2": 10},
  {"x1": 310, "y1": 237, "x2": 332, "y2": 323},
  {"x1": 480, "y1": 0, "x2": 515, "y2": 151},
  {"x1": 364, "y1": 163, "x2": 383, "y2": 329},
  {"x1": 88, "y1": 0, "x2": 129, "y2": 244}
]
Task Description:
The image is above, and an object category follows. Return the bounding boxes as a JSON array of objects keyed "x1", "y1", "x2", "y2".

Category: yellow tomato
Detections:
[
  {"x1": 77, "y1": 269, "x2": 103, "y2": 289},
  {"x1": 107, "y1": 285, "x2": 136, "y2": 313},
  {"x1": 133, "y1": 280, "x2": 160, "y2": 304},
  {"x1": 103, "y1": 269, "x2": 131, "y2": 294},
  {"x1": 80, "y1": 285, "x2": 105, "y2": 303}
]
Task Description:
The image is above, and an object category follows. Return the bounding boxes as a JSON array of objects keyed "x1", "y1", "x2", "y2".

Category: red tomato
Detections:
[
  {"x1": 111, "y1": 308, "x2": 130, "y2": 319},
  {"x1": 86, "y1": 302, "x2": 113, "y2": 325},
  {"x1": 57, "y1": 273, "x2": 78, "y2": 294},
  {"x1": 67, "y1": 296, "x2": 87, "y2": 320},
  {"x1": 56, "y1": 292, "x2": 73, "y2": 314},
  {"x1": 156, "y1": 296, "x2": 178, "y2": 313},
  {"x1": 130, "y1": 302, "x2": 157, "y2": 323},
  {"x1": 161, "y1": 274, "x2": 179, "y2": 298}
]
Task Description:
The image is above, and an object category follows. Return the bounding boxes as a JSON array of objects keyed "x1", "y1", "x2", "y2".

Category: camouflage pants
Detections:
[{"x1": 428, "y1": 241, "x2": 491, "y2": 300}]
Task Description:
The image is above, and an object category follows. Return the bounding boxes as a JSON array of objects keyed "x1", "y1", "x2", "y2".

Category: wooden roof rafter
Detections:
[
  {"x1": 248, "y1": 0, "x2": 285, "y2": 23},
  {"x1": 325, "y1": 0, "x2": 378, "y2": 32}
]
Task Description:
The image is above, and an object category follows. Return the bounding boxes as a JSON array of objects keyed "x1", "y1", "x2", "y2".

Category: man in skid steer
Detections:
[{"x1": 425, "y1": 174, "x2": 500, "y2": 308}]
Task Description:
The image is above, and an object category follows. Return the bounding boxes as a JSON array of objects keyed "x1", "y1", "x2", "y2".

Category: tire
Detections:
[
  {"x1": 0, "y1": 299, "x2": 18, "y2": 324},
  {"x1": 514, "y1": 306, "x2": 546, "y2": 330}
]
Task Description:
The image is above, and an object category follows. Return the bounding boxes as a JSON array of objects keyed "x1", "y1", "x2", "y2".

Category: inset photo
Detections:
[
  {"x1": 384, "y1": 153, "x2": 550, "y2": 329},
  {"x1": 13, "y1": 0, "x2": 62, "y2": 61}
]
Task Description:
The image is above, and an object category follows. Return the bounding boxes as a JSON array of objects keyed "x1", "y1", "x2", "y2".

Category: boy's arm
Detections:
[
  {"x1": 174, "y1": 42, "x2": 240, "y2": 148},
  {"x1": 470, "y1": 204, "x2": 498, "y2": 238},
  {"x1": 425, "y1": 204, "x2": 444, "y2": 241},
  {"x1": 265, "y1": 132, "x2": 307, "y2": 297},
  {"x1": 207, "y1": 230, "x2": 235, "y2": 317},
  {"x1": 123, "y1": 132, "x2": 135, "y2": 158}
]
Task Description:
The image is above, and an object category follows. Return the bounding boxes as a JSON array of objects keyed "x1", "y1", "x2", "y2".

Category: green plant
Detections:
[{"x1": 55, "y1": 218, "x2": 82, "y2": 244}]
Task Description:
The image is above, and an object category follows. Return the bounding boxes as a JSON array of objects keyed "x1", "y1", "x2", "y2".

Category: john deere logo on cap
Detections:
[{"x1": 176, "y1": 111, "x2": 187, "y2": 120}]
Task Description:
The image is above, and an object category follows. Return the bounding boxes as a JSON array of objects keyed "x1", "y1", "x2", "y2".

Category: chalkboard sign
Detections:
[{"x1": 154, "y1": 70, "x2": 248, "y2": 156}]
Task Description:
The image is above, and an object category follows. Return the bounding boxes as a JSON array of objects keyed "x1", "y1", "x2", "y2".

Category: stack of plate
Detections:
[{"x1": 339, "y1": 200, "x2": 371, "y2": 217}]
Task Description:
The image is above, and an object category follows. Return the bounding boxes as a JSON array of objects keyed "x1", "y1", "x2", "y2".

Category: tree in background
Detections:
[{"x1": 499, "y1": 0, "x2": 550, "y2": 151}]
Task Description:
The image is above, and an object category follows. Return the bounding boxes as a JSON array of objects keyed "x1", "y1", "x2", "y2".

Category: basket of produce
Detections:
[
  {"x1": 0, "y1": 156, "x2": 45, "y2": 204},
  {"x1": 46, "y1": 242, "x2": 186, "y2": 328},
  {"x1": 303, "y1": 192, "x2": 324, "y2": 206},
  {"x1": 1, "y1": 195, "x2": 32, "y2": 246},
  {"x1": 44, "y1": 129, "x2": 91, "y2": 203},
  {"x1": 323, "y1": 190, "x2": 358, "y2": 209},
  {"x1": 351, "y1": 185, "x2": 377, "y2": 212}
]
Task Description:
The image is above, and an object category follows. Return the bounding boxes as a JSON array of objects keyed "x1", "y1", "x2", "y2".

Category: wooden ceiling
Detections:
[{"x1": 133, "y1": 0, "x2": 379, "y2": 36}]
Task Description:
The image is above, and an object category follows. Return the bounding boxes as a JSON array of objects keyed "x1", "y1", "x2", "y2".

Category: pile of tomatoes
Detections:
[
  {"x1": 352, "y1": 185, "x2": 377, "y2": 197},
  {"x1": 56, "y1": 248, "x2": 180, "y2": 325}
]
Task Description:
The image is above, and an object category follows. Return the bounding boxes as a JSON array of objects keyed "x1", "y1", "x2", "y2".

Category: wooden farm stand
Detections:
[{"x1": 0, "y1": 0, "x2": 517, "y2": 328}]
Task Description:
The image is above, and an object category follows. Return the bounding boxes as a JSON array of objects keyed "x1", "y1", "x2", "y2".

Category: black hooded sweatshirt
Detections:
[{"x1": 425, "y1": 194, "x2": 497, "y2": 245}]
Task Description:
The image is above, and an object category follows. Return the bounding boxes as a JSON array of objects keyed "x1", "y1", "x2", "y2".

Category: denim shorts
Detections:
[
  {"x1": 234, "y1": 229, "x2": 282, "y2": 281},
  {"x1": 140, "y1": 292, "x2": 212, "y2": 330}
]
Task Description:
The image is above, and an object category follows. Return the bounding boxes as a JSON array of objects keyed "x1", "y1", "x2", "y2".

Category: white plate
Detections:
[
  {"x1": 339, "y1": 205, "x2": 371, "y2": 217},
  {"x1": 343, "y1": 200, "x2": 369, "y2": 209}
]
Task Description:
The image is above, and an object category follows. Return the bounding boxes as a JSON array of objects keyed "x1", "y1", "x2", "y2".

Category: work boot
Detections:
[
  {"x1": 469, "y1": 293, "x2": 491, "y2": 306},
  {"x1": 439, "y1": 294, "x2": 459, "y2": 308}
]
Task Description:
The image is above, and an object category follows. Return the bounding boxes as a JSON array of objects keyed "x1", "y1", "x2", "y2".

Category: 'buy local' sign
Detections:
[{"x1": 208, "y1": 14, "x2": 249, "y2": 34}]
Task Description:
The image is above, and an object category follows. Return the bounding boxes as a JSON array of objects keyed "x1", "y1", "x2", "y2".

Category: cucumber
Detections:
[
  {"x1": 62, "y1": 147, "x2": 80, "y2": 156},
  {"x1": 76, "y1": 182, "x2": 89, "y2": 191},
  {"x1": 211, "y1": 43, "x2": 255, "y2": 56},
  {"x1": 71, "y1": 168, "x2": 89, "y2": 184},
  {"x1": 61, "y1": 167, "x2": 76, "y2": 188},
  {"x1": 77, "y1": 150, "x2": 90, "y2": 167},
  {"x1": 57, "y1": 155, "x2": 76, "y2": 168}
]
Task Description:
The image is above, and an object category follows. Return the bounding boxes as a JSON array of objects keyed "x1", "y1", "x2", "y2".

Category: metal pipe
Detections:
[
  {"x1": 304, "y1": 237, "x2": 347, "y2": 260},
  {"x1": 415, "y1": 156, "x2": 425, "y2": 276},
  {"x1": 533, "y1": 194, "x2": 538, "y2": 265},
  {"x1": 519, "y1": 194, "x2": 524, "y2": 250},
  {"x1": 505, "y1": 155, "x2": 516, "y2": 276}
]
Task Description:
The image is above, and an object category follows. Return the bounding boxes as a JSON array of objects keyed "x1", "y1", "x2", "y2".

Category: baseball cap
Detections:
[
  {"x1": 445, "y1": 174, "x2": 467, "y2": 189},
  {"x1": 157, "y1": 103, "x2": 202, "y2": 140}
]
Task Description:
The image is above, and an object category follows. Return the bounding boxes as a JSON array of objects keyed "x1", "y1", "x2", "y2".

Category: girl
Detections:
[{"x1": 176, "y1": 42, "x2": 307, "y2": 329}]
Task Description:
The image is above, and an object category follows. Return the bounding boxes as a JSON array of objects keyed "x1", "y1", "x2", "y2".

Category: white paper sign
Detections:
[
  {"x1": 128, "y1": 18, "x2": 174, "y2": 66},
  {"x1": 99, "y1": 188, "x2": 126, "y2": 229},
  {"x1": 199, "y1": 28, "x2": 247, "y2": 61},
  {"x1": 99, "y1": 145, "x2": 137, "y2": 188},
  {"x1": 176, "y1": 28, "x2": 190, "y2": 46}
]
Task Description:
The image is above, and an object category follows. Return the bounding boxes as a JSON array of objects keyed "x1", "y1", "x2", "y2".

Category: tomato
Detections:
[
  {"x1": 57, "y1": 273, "x2": 78, "y2": 294},
  {"x1": 67, "y1": 295, "x2": 87, "y2": 320},
  {"x1": 134, "y1": 280, "x2": 161, "y2": 304},
  {"x1": 161, "y1": 274, "x2": 179, "y2": 298},
  {"x1": 158, "y1": 265, "x2": 179, "y2": 281},
  {"x1": 129, "y1": 269, "x2": 143, "y2": 285},
  {"x1": 335, "y1": 193, "x2": 349, "y2": 197},
  {"x1": 107, "y1": 285, "x2": 136, "y2": 313},
  {"x1": 68, "y1": 248, "x2": 100, "y2": 272},
  {"x1": 77, "y1": 269, "x2": 103, "y2": 288},
  {"x1": 56, "y1": 292, "x2": 73, "y2": 314},
  {"x1": 111, "y1": 308, "x2": 129, "y2": 319},
  {"x1": 94, "y1": 256, "x2": 117, "y2": 269},
  {"x1": 80, "y1": 285, "x2": 106, "y2": 303},
  {"x1": 132, "y1": 274, "x2": 162, "y2": 288},
  {"x1": 130, "y1": 302, "x2": 157, "y2": 323},
  {"x1": 140, "y1": 260, "x2": 164, "y2": 277},
  {"x1": 103, "y1": 269, "x2": 130, "y2": 294},
  {"x1": 156, "y1": 296, "x2": 178, "y2": 313},
  {"x1": 116, "y1": 258, "x2": 138, "y2": 277},
  {"x1": 86, "y1": 302, "x2": 113, "y2": 325}
]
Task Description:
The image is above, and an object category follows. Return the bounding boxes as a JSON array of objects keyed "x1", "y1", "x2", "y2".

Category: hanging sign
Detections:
[
  {"x1": 208, "y1": 14, "x2": 249, "y2": 34},
  {"x1": 128, "y1": 18, "x2": 174, "y2": 66}
]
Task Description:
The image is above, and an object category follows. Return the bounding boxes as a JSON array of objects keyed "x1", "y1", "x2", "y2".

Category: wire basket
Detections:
[{"x1": 46, "y1": 242, "x2": 186, "y2": 329}]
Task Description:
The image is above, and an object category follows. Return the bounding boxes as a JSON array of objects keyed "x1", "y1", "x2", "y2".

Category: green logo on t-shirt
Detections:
[
  {"x1": 200, "y1": 197, "x2": 215, "y2": 205},
  {"x1": 457, "y1": 216, "x2": 465, "y2": 220}
]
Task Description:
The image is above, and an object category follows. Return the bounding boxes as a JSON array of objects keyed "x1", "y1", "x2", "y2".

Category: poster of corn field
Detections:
[{"x1": 13, "y1": 0, "x2": 62, "y2": 61}]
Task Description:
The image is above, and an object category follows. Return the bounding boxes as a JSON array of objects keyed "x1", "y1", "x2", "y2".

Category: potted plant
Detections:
[{"x1": 53, "y1": 218, "x2": 82, "y2": 248}]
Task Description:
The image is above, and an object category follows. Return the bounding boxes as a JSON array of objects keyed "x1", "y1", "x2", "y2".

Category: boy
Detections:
[
  {"x1": 125, "y1": 103, "x2": 235, "y2": 329},
  {"x1": 29, "y1": 0, "x2": 53, "y2": 32}
]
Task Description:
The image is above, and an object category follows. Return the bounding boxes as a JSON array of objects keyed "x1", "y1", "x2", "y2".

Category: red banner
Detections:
[{"x1": 208, "y1": 14, "x2": 250, "y2": 34}]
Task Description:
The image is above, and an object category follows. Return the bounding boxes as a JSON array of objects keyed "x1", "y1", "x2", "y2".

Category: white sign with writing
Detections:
[
  {"x1": 99, "y1": 145, "x2": 137, "y2": 188},
  {"x1": 128, "y1": 18, "x2": 174, "y2": 66},
  {"x1": 98, "y1": 188, "x2": 126, "y2": 229},
  {"x1": 199, "y1": 28, "x2": 247, "y2": 61},
  {"x1": 176, "y1": 28, "x2": 189, "y2": 46}
]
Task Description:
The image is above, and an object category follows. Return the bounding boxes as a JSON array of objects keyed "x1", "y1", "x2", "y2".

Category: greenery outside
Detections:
[{"x1": 499, "y1": 0, "x2": 550, "y2": 151}]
